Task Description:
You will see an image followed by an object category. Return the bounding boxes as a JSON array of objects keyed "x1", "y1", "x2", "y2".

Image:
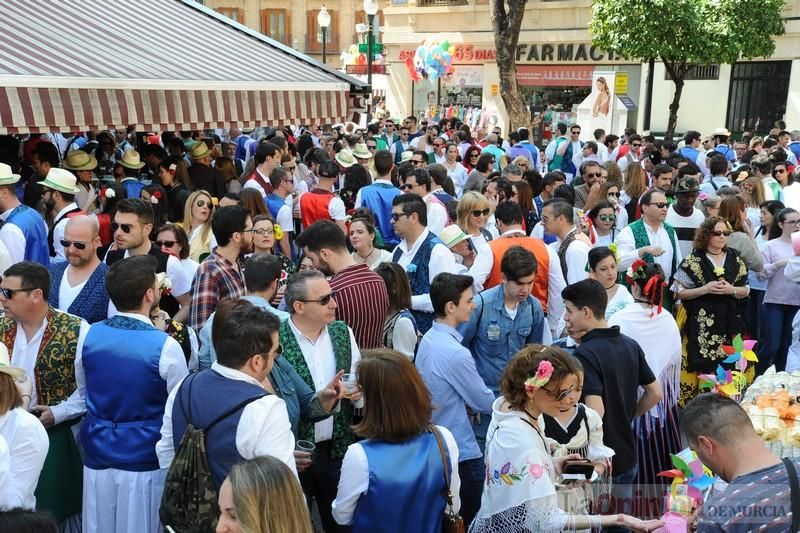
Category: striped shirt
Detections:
[{"x1": 329, "y1": 263, "x2": 389, "y2": 350}]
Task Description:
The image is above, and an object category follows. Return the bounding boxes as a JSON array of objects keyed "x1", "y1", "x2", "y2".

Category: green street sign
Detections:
[{"x1": 358, "y1": 43, "x2": 384, "y2": 54}]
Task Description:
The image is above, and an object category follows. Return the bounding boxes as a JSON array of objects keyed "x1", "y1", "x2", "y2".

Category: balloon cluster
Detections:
[
  {"x1": 406, "y1": 39, "x2": 455, "y2": 81},
  {"x1": 341, "y1": 44, "x2": 385, "y2": 67}
]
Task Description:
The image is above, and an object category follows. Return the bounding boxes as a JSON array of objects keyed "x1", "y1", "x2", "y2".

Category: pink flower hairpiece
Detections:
[{"x1": 524, "y1": 360, "x2": 554, "y2": 393}]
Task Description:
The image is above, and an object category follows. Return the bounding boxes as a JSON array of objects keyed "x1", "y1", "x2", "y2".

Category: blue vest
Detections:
[
  {"x1": 392, "y1": 232, "x2": 442, "y2": 333},
  {"x1": 789, "y1": 141, "x2": 800, "y2": 161},
  {"x1": 265, "y1": 193, "x2": 286, "y2": 221},
  {"x1": 679, "y1": 146, "x2": 700, "y2": 162},
  {"x1": 360, "y1": 183, "x2": 401, "y2": 247},
  {"x1": 352, "y1": 432, "x2": 448, "y2": 533},
  {"x1": 432, "y1": 190, "x2": 456, "y2": 206},
  {"x1": 562, "y1": 141, "x2": 582, "y2": 175},
  {"x1": 48, "y1": 262, "x2": 109, "y2": 324},
  {"x1": 393, "y1": 141, "x2": 407, "y2": 163},
  {"x1": 121, "y1": 179, "x2": 145, "y2": 200},
  {"x1": 235, "y1": 135, "x2": 250, "y2": 162},
  {"x1": 171, "y1": 369, "x2": 266, "y2": 490},
  {"x1": 80, "y1": 316, "x2": 169, "y2": 471},
  {"x1": 6, "y1": 204, "x2": 49, "y2": 265}
]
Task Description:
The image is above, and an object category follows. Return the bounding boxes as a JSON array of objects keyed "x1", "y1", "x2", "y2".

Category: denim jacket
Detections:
[{"x1": 458, "y1": 284, "x2": 545, "y2": 395}]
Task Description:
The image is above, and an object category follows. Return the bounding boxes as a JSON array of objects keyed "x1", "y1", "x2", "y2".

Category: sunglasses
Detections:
[
  {"x1": 647, "y1": 202, "x2": 668, "y2": 209},
  {"x1": 400, "y1": 183, "x2": 414, "y2": 190},
  {"x1": 411, "y1": 160, "x2": 426, "y2": 165},
  {"x1": 155, "y1": 240, "x2": 177, "y2": 248},
  {"x1": 470, "y1": 153, "x2": 480, "y2": 158},
  {"x1": 60, "y1": 239, "x2": 87, "y2": 250},
  {"x1": 472, "y1": 208, "x2": 490, "y2": 217},
  {"x1": 598, "y1": 214, "x2": 616, "y2": 222},
  {"x1": 195, "y1": 200, "x2": 210, "y2": 208},
  {"x1": 299, "y1": 292, "x2": 335, "y2": 306},
  {"x1": 774, "y1": 168, "x2": 788, "y2": 174},
  {"x1": 631, "y1": 143, "x2": 642, "y2": 148},
  {"x1": 111, "y1": 222, "x2": 134, "y2": 234},
  {"x1": 585, "y1": 172, "x2": 602, "y2": 178},
  {"x1": 711, "y1": 230, "x2": 732, "y2": 237},
  {"x1": 0, "y1": 287, "x2": 36, "y2": 299},
  {"x1": 391, "y1": 212, "x2": 410, "y2": 221},
  {"x1": 570, "y1": 131, "x2": 580, "y2": 135},
  {"x1": 607, "y1": 192, "x2": 621, "y2": 198},
  {"x1": 367, "y1": 145, "x2": 377, "y2": 150}
]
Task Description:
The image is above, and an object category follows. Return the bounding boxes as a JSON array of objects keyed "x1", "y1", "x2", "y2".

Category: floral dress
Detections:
[{"x1": 672, "y1": 248, "x2": 749, "y2": 405}]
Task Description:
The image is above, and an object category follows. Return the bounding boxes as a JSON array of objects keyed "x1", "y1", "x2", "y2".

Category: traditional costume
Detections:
[{"x1": 48, "y1": 261, "x2": 109, "y2": 324}]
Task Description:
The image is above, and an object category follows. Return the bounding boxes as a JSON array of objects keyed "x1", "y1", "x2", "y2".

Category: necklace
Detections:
[
  {"x1": 524, "y1": 408, "x2": 539, "y2": 421},
  {"x1": 356, "y1": 247, "x2": 376, "y2": 261},
  {"x1": 706, "y1": 249, "x2": 723, "y2": 256}
]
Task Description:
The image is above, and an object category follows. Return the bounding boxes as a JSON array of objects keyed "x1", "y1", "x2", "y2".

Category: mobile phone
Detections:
[{"x1": 562, "y1": 460, "x2": 594, "y2": 479}]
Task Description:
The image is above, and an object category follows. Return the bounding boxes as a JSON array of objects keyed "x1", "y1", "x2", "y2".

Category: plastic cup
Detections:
[
  {"x1": 341, "y1": 373, "x2": 358, "y2": 398},
  {"x1": 296, "y1": 440, "x2": 316, "y2": 453}
]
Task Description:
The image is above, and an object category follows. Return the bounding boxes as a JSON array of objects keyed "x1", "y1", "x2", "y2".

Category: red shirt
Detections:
[{"x1": 329, "y1": 263, "x2": 389, "y2": 349}]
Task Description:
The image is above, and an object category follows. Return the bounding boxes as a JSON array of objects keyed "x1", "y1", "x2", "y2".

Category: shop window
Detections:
[
  {"x1": 307, "y1": 9, "x2": 339, "y2": 52},
  {"x1": 664, "y1": 64, "x2": 720, "y2": 81},
  {"x1": 726, "y1": 61, "x2": 791, "y2": 137},
  {"x1": 215, "y1": 7, "x2": 243, "y2": 23},
  {"x1": 261, "y1": 9, "x2": 290, "y2": 45}
]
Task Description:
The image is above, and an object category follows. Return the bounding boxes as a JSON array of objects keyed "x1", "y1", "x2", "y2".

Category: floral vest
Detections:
[
  {"x1": 279, "y1": 320, "x2": 354, "y2": 460},
  {"x1": 629, "y1": 219, "x2": 678, "y2": 276},
  {"x1": 1, "y1": 308, "x2": 83, "y2": 406}
]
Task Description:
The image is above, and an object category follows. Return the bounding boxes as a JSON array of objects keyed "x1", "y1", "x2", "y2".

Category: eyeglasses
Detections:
[
  {"x1": 607, "y1": 192, "x2": 621, "y2": 198},
  {"x1": 631, "y1": 143, "x2": 642, "y2": 148},
  {"x1": 570, "y1": 131, "x2": 580, "y2": 136},
  {"x1": 647, "y1": 202, "x2": 668, "y2": 209},
  {"x1": 400, "y1": 183, "x2": 414, "y2": 191},
  {"x1": 710, "y1": 230, "x2": 732, "y2": 237},
  {"x1": 391, "y1": 212, "x2": 410, "y2": 221},
  {"x1": 195, "y1": 200, "x2": 210, "y2": 208},
  {"x1": 0, "y1": 287, "x2": 36, "y2": 299},
  {"x1": 60, "y1": 240, "x2": 87, "y2": 250},
  {"x1": 471, "y1": 208, "x2": 490, "y2": 217},
  {"x1": 111, "y1": 222, "x2": 134, "y2": 234},
  {"x1": 598, "y1": 214, "x2": 616, "y2": 222},
  {"x1": 585, "y1": 172, "x2": 602, "y2": 179},
  {"x1": 299, "y1": 292, "x2": 335, "y2": 305},
  {"x1": 253, "y1": 228, "x2": 274, "y2": 236},
  {"x1": 783, "y1": 219, "x2": 800, "y2": 226},
  {"x1": 155, "y1": 240, "x2": 176, "y2": 248}
]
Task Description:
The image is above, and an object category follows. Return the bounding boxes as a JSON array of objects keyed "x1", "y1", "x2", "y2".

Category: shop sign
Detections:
[
  {"x1": 615, "y1": 72, "x2": 629, "y2": 94},
  {"x1": 516, "y1": 65, "x2": 594, "y2": 87},
  {"x1": 398, "y1": 43, "x2": 619, "y2": 64}
]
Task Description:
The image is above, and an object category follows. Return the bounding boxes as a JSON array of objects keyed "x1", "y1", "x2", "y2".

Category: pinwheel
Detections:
[
  {"x1": 658, "y1": 448, "x2": 714, "y2": 502},
  {"x1": 721, "y1": 334, "x2": 758, "y2": 372},
  {"x1": 698, "y1": 364, "x2": 747, "y2": 397}
]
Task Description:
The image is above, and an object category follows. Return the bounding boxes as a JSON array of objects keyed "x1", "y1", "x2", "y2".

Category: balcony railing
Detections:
[{"x1": 417, "y1": 0, "x2": 469, "y2": 6}]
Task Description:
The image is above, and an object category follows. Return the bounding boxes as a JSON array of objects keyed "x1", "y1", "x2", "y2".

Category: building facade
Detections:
[{"x1": 204, "y1": 0, "x2": 800, "y2": 138}]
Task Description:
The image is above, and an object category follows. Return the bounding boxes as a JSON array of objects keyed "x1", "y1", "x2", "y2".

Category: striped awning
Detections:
[{"x1": 0, "y1": 0, "x2": 366, "y2": 133}]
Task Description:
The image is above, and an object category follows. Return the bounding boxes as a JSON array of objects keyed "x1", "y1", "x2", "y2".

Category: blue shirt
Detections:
[
  {"x1": 700, "y1": 175, "x2": 731, "y2": 194},
  {"x1": 198, "y1": 295, "x2": 289, "y2": 370},
  {"x1": 415, "y1": 322, "x2": 495, "y2": 462},
  {"x1": 458, "y1": 285, "x2": 545, "y2": 395}
]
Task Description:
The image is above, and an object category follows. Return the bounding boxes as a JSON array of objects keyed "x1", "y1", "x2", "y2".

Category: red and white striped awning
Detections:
[{"x1": 0, "y1": 0, "x2": 366, "y2": 134}]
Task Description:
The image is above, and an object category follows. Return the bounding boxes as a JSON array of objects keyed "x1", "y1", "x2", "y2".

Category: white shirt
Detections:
[
  {"x1": 781, "y1": 182, "x2": 800, "y2": 211},
  {"x1": 597, "y1": 142, "x2": 610, "y2": 163},
  {"x1": 286, "y1": 318, "x2": 361, "y2": 442},
  {"x1": 0, "y1": 240, "x2": 12, "y2": 277},
  {"x1": 331, "y1": 425, "x2": 461, "y2": 526},
  {"x1": 467, "y1": 232, "x2": 493, "y2": 291},
  {"x1": 548, "y1": 230, "x2": 590, "y2": 285},
  {"x1": 542, "y1": 243, "x2": 567, "y2": 334},
  {"x1": 157, "y1": 361, "x2": 297, "y2": 477},
  {"x1": 121, "y1": 249, "x2": 191, "y2": 298},
  {"x1": 445, "y1": 163, "x2": 469, "y2": 198},
  {"x1": 51, "y1": 202, "x2": 80, "y2": 262},
  {"x1": 0, "y1": 408, "x2": 49, "y2": 510},
  {"x1": 423, "y1": 192, "x2": 448, "y2": 237},
  {"x1": 57, "y1": 264, "x2": 117, "y2": 319},
  {"x1": 354, "y1": 178, "x2": 394, "y2": 209},
  {"x1": 273, "y1": 199, "x2": 294, "y2": 234},
  {"x1": 0, "y1": 205, "x2": 47, "y2": 264},
  {"x1": 616, "y1": 221, "x2": 682, "y2": 279},
  {"x1": 243, "y1": 168, "x2": 270, "y2": 196},
  {"x1": 389, "y1": 141, "x2": 410, "y2": 158},
  {"x1": 392, "y1": 229, "x2": 458, "y2": 313},
  {"x1": 11, "y1": 317, "x2": 90, "y2": 425}
]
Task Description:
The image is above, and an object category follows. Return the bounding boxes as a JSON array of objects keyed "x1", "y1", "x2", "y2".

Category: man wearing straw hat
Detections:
[
  {"x1": 39, "y1": 168, "x2": 83, "y2": 263},
  {"x1": 63, "y1": 149, "x2": 99, "y2": 214},
  {"x1": 0, "y1": 261, "x2": 88, "y2": 529},
  {"x1": 117, "y1": 149, "x2": 146, "y2": 200},
  {"x1": 188, "y1": 141, "x2": 226, "y2": 201},
  {"x1": 0, "y1": 163, "x2": 49, "y2": 266}
]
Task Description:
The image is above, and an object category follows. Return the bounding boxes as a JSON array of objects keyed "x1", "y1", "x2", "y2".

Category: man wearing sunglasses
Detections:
[
  {"x1": 617, "y1": 134, "x2": 643, "y2": 173},
  {"x1": 573, "y1": 161, "x2": 605, "y2": 209},
  {"x1": 0, "y1": 260, "x2": 88, "y2": 526},
  {"x1": 105, "y1": 199, "x2": 192, "y2": 321},
  {"x1": 279, "y1": 269, "x2": 362, "y2": 533},
  {"x1": 48, "y1": 216, "x2": 109, "y2": 324},
  {"x1": 390, "y1": 127, "x2": 411, "y2": 164},
  {"x1": 541, "y1": 199, "x2": 591, "y2": 285},
  {"x1": 402, "y1": 169, "x2": 448, "y2": 237}
]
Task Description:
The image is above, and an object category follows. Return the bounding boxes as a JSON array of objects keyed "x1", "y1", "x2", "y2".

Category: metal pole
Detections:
[
  {"x1": 366, "y1": 13, "x2": 374, "y2": 124},
  {"x1": 322, "y1": 27, "x2": 327, "y2": 64}
]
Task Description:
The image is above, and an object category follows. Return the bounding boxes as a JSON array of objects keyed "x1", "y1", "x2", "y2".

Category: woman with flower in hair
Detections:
[
  {"x1": 608, "y1": 261, "x2": 682, "y2": 519},
  {"x1": 672, "y1": 216, "x2": 750, "y2": 406},
  {"x1": 157, "y1": 156, "x2": 191, "y2": 223},
  {"x1": 251, "y1": 214, "x2": 294, "y2": 306},
  {"x1": 140, "y1": 184, "x2": 168, "y2": 240},
  {"x1": 470, "y1": 345, "x2": 662, "y2": 533}
]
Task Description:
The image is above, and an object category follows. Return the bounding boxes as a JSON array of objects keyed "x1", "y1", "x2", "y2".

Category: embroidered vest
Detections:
[
  {"x1": 279, "y1": 320, "x2": 354, "y2": 460},
  {"x1": 300, "y1": 189, "x2": 335, "y2": 228},
  {"x1": 359, "y1": 183, "x2": 401, "y2": 247},
  {"x1": 629, "y1": 219, "x2": 678, "y2": 276},
  {"x1": 7, "y1": 204, "x2": 49, "y2": 265},
  {"x1": 392, "y1": 232, "x2": 443, "y2": 333},
  {"x1": 48, "y1": 261, "x2": 109, "y2": 324},
  {"x1": 1, "y1": 308, "x2": 82, "y2": 406}
]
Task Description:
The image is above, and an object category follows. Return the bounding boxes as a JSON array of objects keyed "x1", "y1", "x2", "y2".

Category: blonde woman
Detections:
[
  {"x1": 456, "y1": 191, "x2": 494, "y2": 290},
  {"x1": 739, "y1": 175, "x2": 766, "y2": 229},
  {"x1": 621, "y1": 164, "x2": 647, "y2": 221},
  {"x1": 217, "y1": 456, "x2": 312, "y2": 533},
  {"x1": 592, "y1": 76, "x2": 611, "y2": 117},
  {"x1": 179, "y1": 190, "x2": 217, "y2": 262}
]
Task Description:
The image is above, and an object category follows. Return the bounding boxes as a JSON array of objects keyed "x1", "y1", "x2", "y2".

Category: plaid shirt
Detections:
[{"x1": 189, "y1": 251, "x2": 245, "y2": 331}]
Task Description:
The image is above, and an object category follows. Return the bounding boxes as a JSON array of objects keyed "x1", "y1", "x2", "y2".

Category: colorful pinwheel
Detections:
[
  {"x1": 658, "y1": 448, "x2": 714, "y2": 502},
  {"x1": 698, "y1": 364, "x2": 747, "y2": 397},
  {"x1": 721, "y1": 334, "x2": 758, "y2": 372}
]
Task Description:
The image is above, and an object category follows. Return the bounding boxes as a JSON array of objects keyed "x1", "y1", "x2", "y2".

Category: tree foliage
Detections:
[{"x1": 589, "y1": 0, "x2": 786, "y2": 139}]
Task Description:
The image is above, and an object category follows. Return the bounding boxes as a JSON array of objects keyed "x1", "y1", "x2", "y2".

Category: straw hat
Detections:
[
  {"x1": 0, "y1": 343, "x2": 24, "y2": 380},
  {"x1": 400, "y1": 151, "x2": 414, "y2": 163},
  {"x1": 352, "y1": 143, "x2": 373, "y2": 160},
  {"x1": 439, "y1": 225, "x2": 469, "y2": 249},
  {"x1": 38, "y1": 168, "x2": 81, "y2": 194},
  {"x1": 119, "y1": 149, "x2": 146, "y2": 170},
  {"x1": 0, "y1": 163, "x2": 21, "y2": 186},
  {"x1": 712, "y1": 127, "x2": 732, "y2": 138},
  {"x1": 335, "y1": 148, "x2": 356, "y2": 168},
  {"x1": 63, "y1": 150, "x2": 98, "y2": 171},
  {"x1": 190, "y1": 141, "x2": 212, "y2": 160}
]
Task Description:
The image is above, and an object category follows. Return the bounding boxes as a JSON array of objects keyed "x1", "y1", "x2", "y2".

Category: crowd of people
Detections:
[{"x1": 0, "y1": 118, "x2": 799, "y2": 532}]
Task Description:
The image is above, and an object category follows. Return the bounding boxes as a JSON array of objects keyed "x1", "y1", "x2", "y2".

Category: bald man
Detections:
[{"x1": 48, "y1": 215, "x2": 112, "y2": 323}]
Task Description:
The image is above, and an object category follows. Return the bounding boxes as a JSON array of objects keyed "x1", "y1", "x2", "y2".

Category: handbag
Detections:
[
  {"x1": 430, "y1": 425, "x2": 466, "y2": 533},
  {"x1": 782, "y1": 457, "x2": 799, "y2": 533}
]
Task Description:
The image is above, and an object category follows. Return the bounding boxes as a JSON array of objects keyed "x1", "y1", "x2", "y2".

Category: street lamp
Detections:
[
  {"x1": 317, "y1": 5, "x2": 331, "y2": 64},
  {"x1": 363, "y1": 0, "x2": 379, "y2": 124}
]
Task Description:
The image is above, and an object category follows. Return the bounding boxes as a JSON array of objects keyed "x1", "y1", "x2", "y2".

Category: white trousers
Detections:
[{"x1": 82, "y1": 466, "x2": 166, "y2": 533}]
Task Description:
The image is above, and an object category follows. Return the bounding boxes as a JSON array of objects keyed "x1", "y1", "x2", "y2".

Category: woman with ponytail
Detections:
[{"x1": 608, "y1": 262, "x2": 682, "y2": 520}]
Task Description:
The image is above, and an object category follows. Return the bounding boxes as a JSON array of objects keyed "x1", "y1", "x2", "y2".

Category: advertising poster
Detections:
[
  {"x1": 441, "y1": 66, "x2": 483, "y2": 106},
  {"x1": 577, "y1": 71, "x2": 615, "y2": 140}
]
